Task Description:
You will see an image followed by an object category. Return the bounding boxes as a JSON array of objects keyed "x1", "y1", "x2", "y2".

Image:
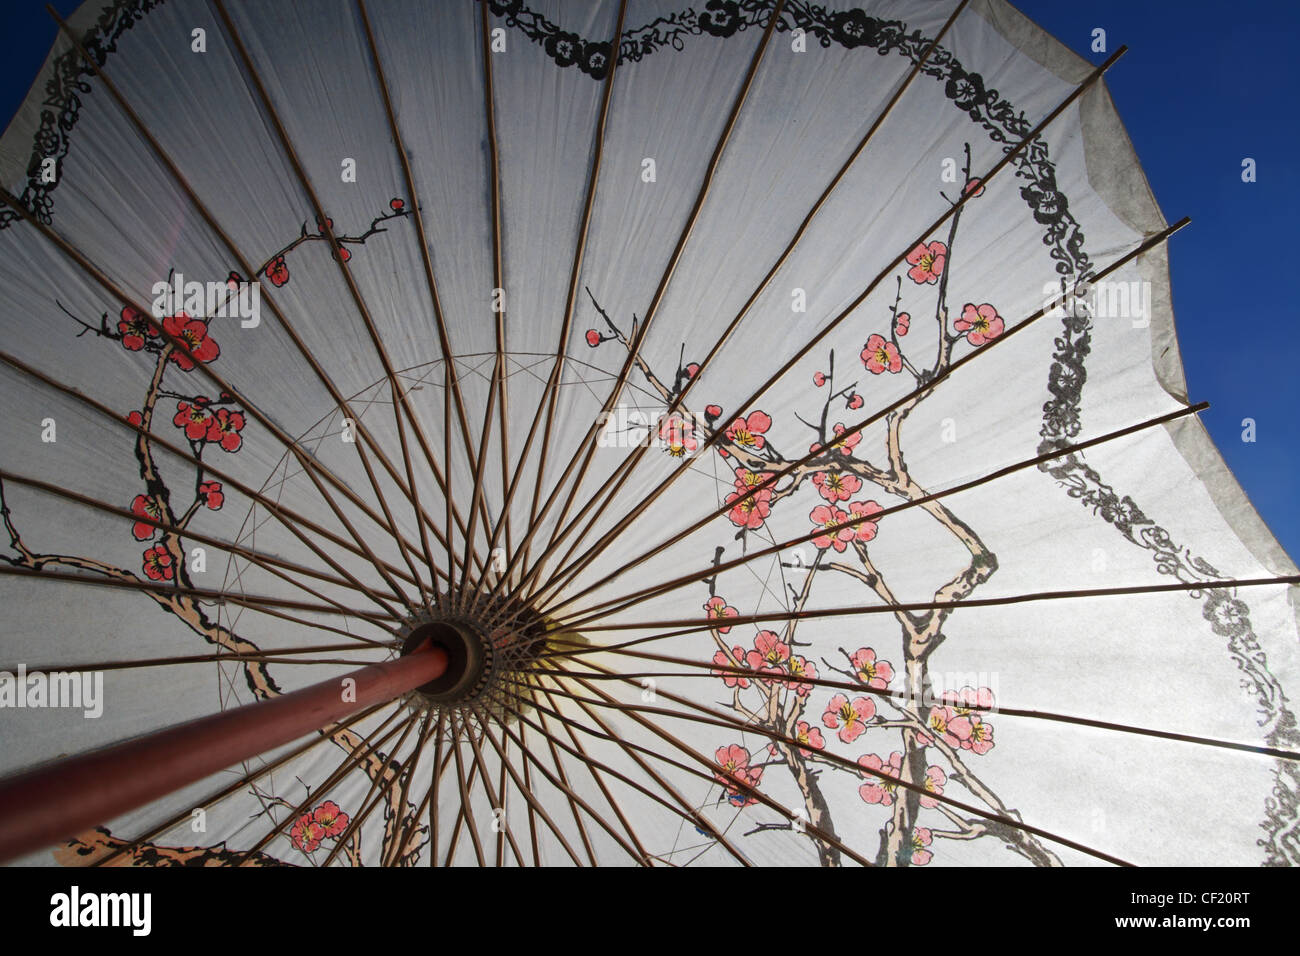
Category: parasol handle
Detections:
[{"x1": 0, "y1": 644, "x2": 447, "y2": 864}]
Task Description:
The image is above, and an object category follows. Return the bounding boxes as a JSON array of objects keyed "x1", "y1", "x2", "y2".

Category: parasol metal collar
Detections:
[{"x1": 399, "y1": 620, "x2": 487, "y2": 703}]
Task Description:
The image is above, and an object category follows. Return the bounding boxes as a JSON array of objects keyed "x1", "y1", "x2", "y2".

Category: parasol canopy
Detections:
[{"x1": 0, "y1": 0, "x2": 1296, "y2": 868}]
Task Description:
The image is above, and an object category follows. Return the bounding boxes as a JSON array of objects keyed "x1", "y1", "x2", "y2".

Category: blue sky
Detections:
[{"x1": 3, "y1": 1, "x2": 1296, "y2": 563}]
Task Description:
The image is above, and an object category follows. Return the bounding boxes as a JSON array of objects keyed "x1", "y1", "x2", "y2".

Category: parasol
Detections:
[{"x1": 0, "y1": 0, "x2": 1296, "y2": 869}]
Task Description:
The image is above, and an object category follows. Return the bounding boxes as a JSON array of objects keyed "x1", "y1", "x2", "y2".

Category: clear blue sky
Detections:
[{"x1": 3, "y1": 1, "x2": 1296, "y2": 563}]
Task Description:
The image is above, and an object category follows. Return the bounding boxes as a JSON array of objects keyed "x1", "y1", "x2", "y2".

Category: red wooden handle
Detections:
[{"x1": 0, "y1": 646, "x2": 446, "y2": 863}]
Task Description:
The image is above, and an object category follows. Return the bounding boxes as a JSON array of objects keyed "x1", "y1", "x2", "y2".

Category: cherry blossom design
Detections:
[
  {"x1": 206, "y1": 408, "x2": 246, "y2": 453},
  {"x1": 908, "y1": 827, "x2": 934, "y2": 866},
  {"x1": 861, "y1": 333, "x2": 902, "y2": 374},
  {"x1": 733, "y1": 467, "x2": 774, "y2": 494},
  {"x1": 785, "y1": 656, "x2": 817, "y2": 698},
  {"x1": 173, "y1": 400, "x2": 212, "y2": 441},
  {"x1": 847, "y1": 499, "x2": 883, "y2": 542},
  {"x1": 812, "y1": 470, "x2": 862, "y2": 503},
  {"x1": 584, "y1": 329, "x2": 601, "y2": 347},
  {"x1": 813, "y1": 371, "x2": 827, "y2": 387},
  {"x1": 856, "y1": 754, "x2": 946, "y2": 808},
  {"x1": 704, "y1": 595, "x2": 738, "y2": 633},
  {"x1": 724, "y1": 411, "x2": 772, "y2": 451},
  {"x1": 705, "y1": 404, "x2": 723, "y2": 419},
  {"x1": 265, "y1": 256, "x2": 290, "y2": 288},
  {"x1": 117, "y1": 306, "x2": 155, "y2": 352},
  {"x1": 923, "y1": 700, "x2": 996, "y2": 755},
  {"x1": 905, "y1": 240, "x2": 946, "y2": 285},
  {"x1": 711, "y1": 647, "x2": 750, "y2": 689},
  {"x1": 142, "y1": 543, "x2": 174, "y2": 581},
  {"x1": 290, "y1": 814, "x2": 325, "y2": 853},
  {"x1": 311, "y1": 801, "x2": 349, "y2": 838},
  {"x1": 858, "y1": 752, "x2": 903, "y2": 806},
  {"x1": 126, "y1": 410, "x2": 144, "y2": 427},
  {"x1": 130, "y1": 495, "x2": 162, "y2": 541},
  {"x1": 963, "y1": 177, "x2": 985, "y2": 197},
  {"x1": 199, "y1": 481, "x2": 224, "y2": 510},
  {"x1": 714, "y1": 744, "x2": 763, "y2": 807},
  {"x1": 894, "y1": 311, "x2": 910, "y2": 337},
  {"x1": 746, "y1": 630, "x2": 790, "y2": 679},
  {"x1": 955, "y1": 302, "x2": 1004, "y2": 346},
  {"x1": 942, "y1": 685, "x2": 996, "y2": 714},
  {"x1": 822, "y1": 693, "x2": 875, "y2": 743},
  {"x1": 809, "y1": 423, "x2": 862, "y2": 458},
  {"x1": 931, "y1": 688, "x2": 997, "y2": 753},
  {"x1": 725, "y1": 487, "x2": 771, "y2": 530},
  {"x1": 161, "y1": 312, "x2": 220, "y2": 371},
  {"x1": 792, "y1": 720, "x2": 825, "y2": 756},
  {"x1": 850, "y1": 646, "x2": 894, "y2": 689},
  {"x1": 810, "y1": 504, "x2": 855, "y2": 552},
  {"x1": 920, "y1": 764, "x2": 948, "y2": 808},
  {"x1": 389, "y1": 198, "x2": 406, "y2": 212},
  {"x1": 658, "y1": 413, "x2": 697, "y2": 458},
  {"x1": 847, "y1": 392, "x2": 864, "y2": 410}
]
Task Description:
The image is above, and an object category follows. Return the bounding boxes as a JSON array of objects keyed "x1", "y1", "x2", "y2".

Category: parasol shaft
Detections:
[{"x1": 0, "y1": 645, "x2": 446, "y2": 864}]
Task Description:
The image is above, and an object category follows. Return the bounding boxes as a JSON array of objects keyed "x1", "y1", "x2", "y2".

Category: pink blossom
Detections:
[
  {"x1": 792, "y1": 720, "x2": 824, "y2": 756},
  {"x1": 784, "y1": 656, "x2": 817, "y2": 698},
  {"x1": 732, "y1": 467, "x2": 775, "y2": 494},
  {"x1": 847, "y1": 499, "x2": 883, "y2": 542},
  {"x1": 936, "y1": 686, "x2": 996, "y2": 754},
  {"x1": 711, "y1": 647, "x2": 750, "y2": 688},
  {"x1": 906, "y1": 241, "x2": 946, "y2": 285},
  {"x1": 822, "y1": 693, "x2": 876, "y2": 743},
  {"x1": 704, "y1": 595, "x2": 739, "y2": 634},
  {"x1": 812, "y1": 470, "x2": 862, "y2": 503},
  {"x1": 311, "y1": 801, "x2": 349, "y2": 838},
  {"x1": 746, "y1": 630, "x2": 790, "y2": 679},
  {"x1": 858, "y1": 752, "x2": 903, "y2": 806},
  {"x1": 809, "y1": 423, "x2": 861, "y2": 458},
  {"x1": 955, "y1": 302, "x2": 1004, "y2": 346},
  {"x1": 849, "y1": 646, "x2": 894, "y2": 689},
  {"x1": 909, "y1": 827, "x2": 934, "y2": 866},
  {"x1": 199, "y1": 481, "x2": 224, "y2": 510},
  {"x1": 810, "y1": 504, "x2": 854, "y2": 552},
  {"x1": 861, "y1": 333, "x2": 902, "y2": 374},
  {"x1": 290, "y1": 814, "x2": 324, "y2": 852},
  {"x1": 894, "y1": 311, "x2": 910, "y2": 336},
  {"x1": 813, "y1": 371, "x2": 827, "y2": 387},
  {"x1": 725, "y1": 487, "x2": 771, "y2": 530},
  {"x1": 942, "y1": 685, "x2": 996, "y2": 714},
  {"x1": 658, "y1": 413, "x2": 697, "y2": 457},
  {"x1": 920, "y1": 764, "x2": 947, "y2": 808},
  {"x1": 724, "y1": 410, "x2": 772, "y2": 451},
  {"x1": 715, "y1": 744, "x2": 763, "y2": 806}
]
